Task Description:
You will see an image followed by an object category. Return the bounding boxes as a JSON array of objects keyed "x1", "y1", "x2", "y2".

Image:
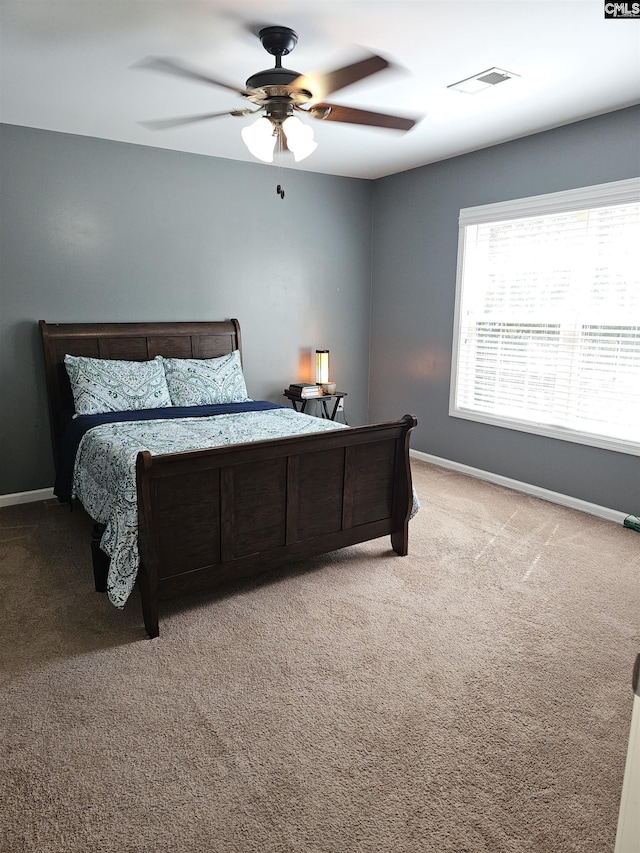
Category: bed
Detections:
[{"x1": 39, "y1": 319, "x2": 418, "y2": 638}]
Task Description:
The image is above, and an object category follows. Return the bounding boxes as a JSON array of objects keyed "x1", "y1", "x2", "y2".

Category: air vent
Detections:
[{"x1": 447, "y1": 67, "x2": 520, "y2": 94}]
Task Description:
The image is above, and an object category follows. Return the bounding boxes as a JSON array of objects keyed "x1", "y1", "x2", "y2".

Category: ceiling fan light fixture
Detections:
[
  {"x1": 241, "y1": 116, "x2": 276, "y2": 162},
  {"x1": 282, "y1": 116, "x2": 318, "y2": 162}
]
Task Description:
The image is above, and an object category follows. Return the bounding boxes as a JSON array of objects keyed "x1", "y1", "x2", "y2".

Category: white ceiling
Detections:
[{"x1": 1, "y1": 0, "x2": 639, "y2": 179}]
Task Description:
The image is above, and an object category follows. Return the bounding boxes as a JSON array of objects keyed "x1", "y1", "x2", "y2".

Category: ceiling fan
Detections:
[{"x1": 137, "y1": 25, "x2": 417, "y2": 174}]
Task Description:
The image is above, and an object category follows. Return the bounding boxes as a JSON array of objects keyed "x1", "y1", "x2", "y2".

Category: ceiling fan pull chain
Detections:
[{"x1": 276, "y1": 126, "x2": 285, "y2": 199}]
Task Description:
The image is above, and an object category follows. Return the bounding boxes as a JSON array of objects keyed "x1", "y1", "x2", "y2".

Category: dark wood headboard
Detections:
[{"x1": 39, "y1": 319, "x2": 242, "y2": 464}]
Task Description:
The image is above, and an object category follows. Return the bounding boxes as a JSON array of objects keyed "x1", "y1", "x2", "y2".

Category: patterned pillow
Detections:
[
  {"x1": 64, "y1": 355, "x2": 172, "y2": 415},
  {"x1": 160, "y1": 350, "x2": 250, "y2": 406}
]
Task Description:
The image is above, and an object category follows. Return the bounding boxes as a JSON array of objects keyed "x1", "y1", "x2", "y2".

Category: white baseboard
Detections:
[
  {"x1": 0, "y1": 487, "x2": 55, "y2": 508},
  {"x1": 410, "y1": 449, "x2": 627, "y2": 525}
]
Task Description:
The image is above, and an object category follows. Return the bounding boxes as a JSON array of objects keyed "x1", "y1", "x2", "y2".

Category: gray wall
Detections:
[
  {"x1": 370, "y1": 106, "x2": 640, "y2": 513},
  {"x1": 0, "y1": 125, "x2": 373, "y2": 495},
  {"x1": 3, "y1": 109, "x2": 639, "y2": 511}
]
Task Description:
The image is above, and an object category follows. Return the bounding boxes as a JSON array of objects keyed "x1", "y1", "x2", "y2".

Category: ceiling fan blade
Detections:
[
  {"x1": 134, "y1": 56, "x2": 249, "y2": 96},
  {"x1": 291, "y1": 53, "x2": 390, "y2": 101},
  {"x1": 139, "y1": 110, "x2": 248, "y2": 131},
  {"x1": 308, "y1": 103, "x2": 417, "y2": 132}
]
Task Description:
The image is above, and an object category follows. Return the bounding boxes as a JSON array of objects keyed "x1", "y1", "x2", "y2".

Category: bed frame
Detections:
[{"x1": 39, "y1": 320, "x2": 417, "y2": 638}]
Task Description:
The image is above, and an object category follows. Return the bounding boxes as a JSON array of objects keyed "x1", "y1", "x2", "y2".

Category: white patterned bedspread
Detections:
[{"x1": 73, "y1": 408, "x2": 348, "y2": 608}]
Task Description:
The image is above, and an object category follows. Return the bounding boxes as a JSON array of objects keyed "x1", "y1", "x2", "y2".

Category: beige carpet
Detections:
[{"x1": 1, "y1": 460, "x2": 638, "y2": 853}]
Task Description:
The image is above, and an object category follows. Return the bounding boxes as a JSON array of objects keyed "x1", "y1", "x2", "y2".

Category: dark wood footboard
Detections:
[{"x1": 135, "y1": 415, "x2": 417, "y2": 637}]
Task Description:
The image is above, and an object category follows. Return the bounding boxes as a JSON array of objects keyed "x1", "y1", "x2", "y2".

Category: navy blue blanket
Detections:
[{"x1": 54, "y1": 401, "x2": 285, "y2": 503}]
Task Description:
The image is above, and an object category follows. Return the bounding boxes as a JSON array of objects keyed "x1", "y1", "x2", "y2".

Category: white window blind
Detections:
[{"x1": 450, "y1": 178, "x2": 640, "y2": 455}]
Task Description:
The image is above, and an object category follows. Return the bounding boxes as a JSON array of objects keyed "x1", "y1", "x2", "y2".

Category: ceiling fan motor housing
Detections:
[{"x1": 245, "y1": 66, "x2": 302, "y2": 91}]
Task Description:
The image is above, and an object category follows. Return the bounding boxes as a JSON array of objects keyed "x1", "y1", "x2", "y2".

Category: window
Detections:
[{"x1": 450, "y1": 178, "x2": 640, "y2": 456}]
